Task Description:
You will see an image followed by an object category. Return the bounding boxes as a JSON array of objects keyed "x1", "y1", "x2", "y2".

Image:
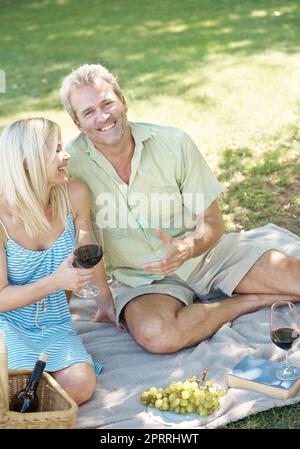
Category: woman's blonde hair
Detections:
[{"x1": 0, "y1": 118, "x2": 70, "y2": 237}]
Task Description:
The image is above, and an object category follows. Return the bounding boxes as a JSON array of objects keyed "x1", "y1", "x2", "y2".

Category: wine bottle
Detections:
[{"x1": 10, "y1": 352, "x2": 48, "y2": 413}]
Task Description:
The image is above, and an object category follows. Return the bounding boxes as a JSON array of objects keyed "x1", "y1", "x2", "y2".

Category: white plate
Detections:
[{"x1": 148, "y1": 397, "x2": 224, "y2": 426}]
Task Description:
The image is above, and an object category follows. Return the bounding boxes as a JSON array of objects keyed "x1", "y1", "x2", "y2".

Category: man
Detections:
[{"x1": 61, "y1": 63, "x2": 300, "y2": 354}]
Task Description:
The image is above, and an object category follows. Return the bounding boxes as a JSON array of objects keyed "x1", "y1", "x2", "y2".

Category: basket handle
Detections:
[{"x1": 0, "y1": 334, "x2": 9, "y2": 420}]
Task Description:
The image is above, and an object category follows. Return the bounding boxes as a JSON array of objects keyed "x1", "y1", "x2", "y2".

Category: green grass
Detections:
[
  {"x1": 219, "y1": 403, "x2": 300, "y2": 429},
  {"x1": 1, "y1": 0, "x2": 300, "y2": 428}
]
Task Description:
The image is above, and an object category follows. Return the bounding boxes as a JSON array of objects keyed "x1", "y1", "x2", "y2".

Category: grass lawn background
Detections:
[{"x1": 1, "y1": 0, "x2": 300, "y2": 428}]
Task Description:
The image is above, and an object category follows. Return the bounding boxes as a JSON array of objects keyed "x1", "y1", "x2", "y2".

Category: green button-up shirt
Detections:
[{"x1": 66, "y1": 122, "x2": 223, "y2": 287}]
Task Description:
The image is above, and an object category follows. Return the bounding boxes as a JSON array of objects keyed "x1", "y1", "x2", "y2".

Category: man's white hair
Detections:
[{"x1": 60, "y1": 64, "x2": 123, "y2": 121}]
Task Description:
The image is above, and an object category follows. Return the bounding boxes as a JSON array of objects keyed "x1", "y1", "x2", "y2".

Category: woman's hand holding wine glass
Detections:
[
  {"x1": 270, "y1": 301, "x2": 300, "y2": 381},
  {"x1": 52, "y1": 253, "x2": 95, "y2": 292}
]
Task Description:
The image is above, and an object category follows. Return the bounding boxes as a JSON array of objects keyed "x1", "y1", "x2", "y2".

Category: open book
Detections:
[{"x1": 227, "y1": 355, "x2": 300, "y2": 399}]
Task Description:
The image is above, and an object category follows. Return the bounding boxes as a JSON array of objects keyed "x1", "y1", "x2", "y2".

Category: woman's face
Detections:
[{"x1": 46, "y1": 128, "x2": 71, "y2": 187}]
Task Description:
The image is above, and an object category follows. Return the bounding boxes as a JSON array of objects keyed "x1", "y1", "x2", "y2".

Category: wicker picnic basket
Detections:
[{"x1": 0, "y1": 335, "x2": 78, "y2": 429}]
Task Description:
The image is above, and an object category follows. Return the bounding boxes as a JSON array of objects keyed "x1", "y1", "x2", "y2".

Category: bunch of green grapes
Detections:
[{"x1": 140, "y1": 371, "x2": 225, "y2": 416}]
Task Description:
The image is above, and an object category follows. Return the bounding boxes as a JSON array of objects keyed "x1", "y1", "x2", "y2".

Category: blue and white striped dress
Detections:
[{"x1": 0, "y1": 213, "x2": 103, "y2": 374}]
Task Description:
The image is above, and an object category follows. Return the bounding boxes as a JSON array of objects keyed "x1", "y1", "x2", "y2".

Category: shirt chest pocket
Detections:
[{"x1": 128, "y1": 186, "x2": 183, "y2": 230}]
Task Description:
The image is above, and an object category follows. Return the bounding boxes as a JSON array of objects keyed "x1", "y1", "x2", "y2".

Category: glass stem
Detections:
[{"x1": 285, "y1": 351, "x2": 289, "y2": 367}]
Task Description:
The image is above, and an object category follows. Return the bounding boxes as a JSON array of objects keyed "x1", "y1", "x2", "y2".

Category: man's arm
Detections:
[
  {"x1": 186, "y1": 199, "x2": 224, "y2": 258},
  {"x1": 141, "y1": 199, "x2": 224, "y2": 275},
  {"x1": 68, "y1": 178, "x2": 118, "y2": 325}
]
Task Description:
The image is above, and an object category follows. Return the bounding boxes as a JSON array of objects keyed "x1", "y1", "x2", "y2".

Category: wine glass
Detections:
[
  {"x1": 270, "y1": 301, "x2": 300, "y2": 381},
  {"x1": 73, "y1": 226, "x2": 103, "y2": 303}
]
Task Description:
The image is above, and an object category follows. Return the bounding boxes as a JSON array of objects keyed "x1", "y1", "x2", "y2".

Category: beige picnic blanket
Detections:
[{"x1": 71, "y1": 224, "x2": 300, "y2": 429}]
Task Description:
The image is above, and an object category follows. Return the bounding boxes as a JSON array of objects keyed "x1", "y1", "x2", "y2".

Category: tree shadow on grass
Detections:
[
  {"x1": 218, "y1": 131, "x2": 300, "y2": 235},
  {"x1": 1, "y1": 0, "x2": 300, "y2": 117}
]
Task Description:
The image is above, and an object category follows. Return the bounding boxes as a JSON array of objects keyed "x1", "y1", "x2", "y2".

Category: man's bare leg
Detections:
[
  {"x1": 235, "y1": 250, "x2": 300, "y2": 295},
  {"x1": 124, "y1": 292, "x2": 298, "y2": 354}
]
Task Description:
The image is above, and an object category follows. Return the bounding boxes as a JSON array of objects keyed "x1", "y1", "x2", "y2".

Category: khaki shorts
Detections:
[{"x1": 110, "y1": 228, "x2": 291, "y2": 325}]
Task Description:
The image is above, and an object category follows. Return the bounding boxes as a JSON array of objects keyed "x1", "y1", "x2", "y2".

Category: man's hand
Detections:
[
  {"x1": 92, "y1": 302, "x2": 126, "y2": 332},
  {"x1": 141, "y1": 228, "x2": 194, "y2": 275}
]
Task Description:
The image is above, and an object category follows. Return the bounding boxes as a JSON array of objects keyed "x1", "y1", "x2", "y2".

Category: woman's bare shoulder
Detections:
[
  {"x1": 68, "y1": 178, "x2": 90, "y2": 201},
  {"x1": 67, "y1": 178, "x2": 91, "y2": 218}
]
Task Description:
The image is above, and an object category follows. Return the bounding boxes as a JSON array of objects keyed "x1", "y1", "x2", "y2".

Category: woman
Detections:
[{"x1": 0, "y1": 118, "x2": 116, "y2": 405}]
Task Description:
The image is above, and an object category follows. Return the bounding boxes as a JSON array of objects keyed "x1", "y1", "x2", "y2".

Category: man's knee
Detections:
[
  {"x1": 132, "y1": 318, "x2": 182, "y2": 354},
  {"x1": 266, "y1": 250, "x2": 292, "y2": 265}
]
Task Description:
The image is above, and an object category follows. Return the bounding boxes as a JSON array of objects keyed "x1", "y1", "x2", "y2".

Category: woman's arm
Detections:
[{"x1": 0, "y1": 228, "x2": 95, "y2": 313}]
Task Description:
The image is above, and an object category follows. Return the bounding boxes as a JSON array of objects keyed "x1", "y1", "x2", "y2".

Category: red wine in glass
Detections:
[
  {"x1": 74, "y1": 244, "x2": 103, "y2": 269},
  {"x1": 271, "y1": 327, "x2": 300, "y2": 351},
  {"x1": 73, "y1": 227, "x2": 103, "y2": 303}
]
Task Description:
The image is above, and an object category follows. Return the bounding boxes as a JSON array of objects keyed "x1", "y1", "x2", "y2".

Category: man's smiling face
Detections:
[{"x1": 71, "y1": 79, "x2": 128, "y2": 148}]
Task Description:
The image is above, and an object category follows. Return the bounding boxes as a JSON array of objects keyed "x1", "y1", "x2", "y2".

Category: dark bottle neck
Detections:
[{"x1": 25, "y1": 361, "x2": 46, "y2": 392}]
